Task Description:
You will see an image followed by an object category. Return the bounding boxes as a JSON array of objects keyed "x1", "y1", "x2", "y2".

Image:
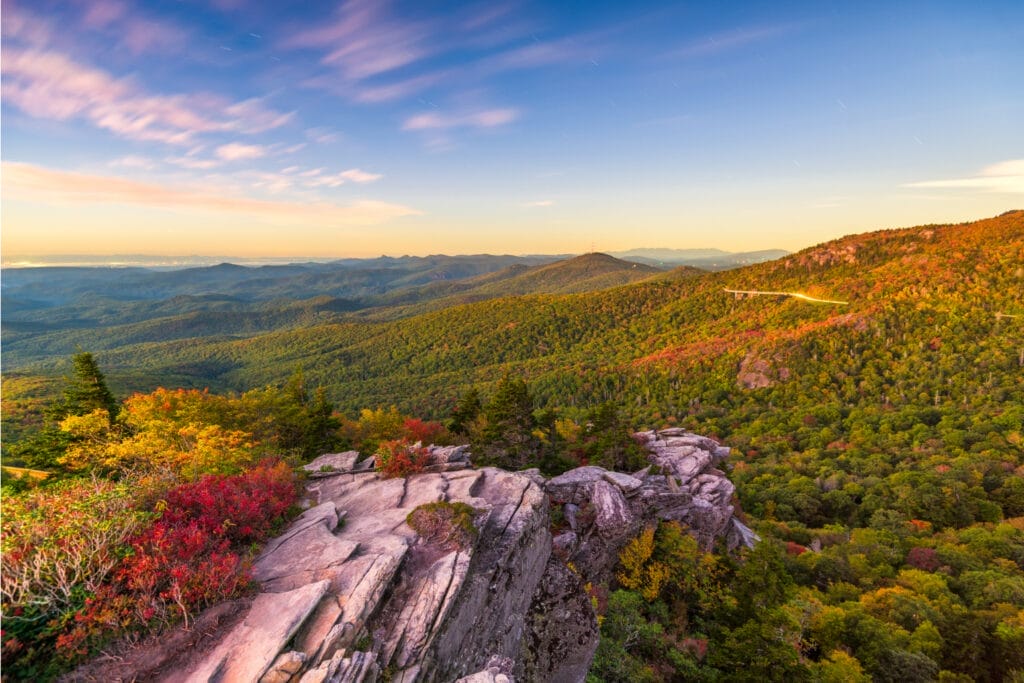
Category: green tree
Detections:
[
  {"x1": 274, "y1": 369, "x2": 341, "y2": 458},
  {"x1": 51, "y1": 352, "x2": 119, "y2": 424},
  {"x1": 448, "y1": 388, "x2": 481, "y2": 435},
  {"x1": 476, "y1": 375, "x2": 539, "y2": 469}
]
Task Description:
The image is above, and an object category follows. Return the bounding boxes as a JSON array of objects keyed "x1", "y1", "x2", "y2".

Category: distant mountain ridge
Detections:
[
  {"x1": 610, "y1": 248, "x2": 790, "y2": 269},
  {"x1": 4, "y1": 212, "x2": 1019, "y2": 416},
  {"x1": 0, "y1": 252, "x2": 666, "y2": 367}
]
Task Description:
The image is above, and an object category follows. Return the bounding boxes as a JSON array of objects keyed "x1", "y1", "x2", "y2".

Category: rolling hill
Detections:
[
  {"x1": 5, "y1": 212, "x2": 1017, "y2": 417},
  {"x1": 3, "y1": 212, "x2": 1023, "y2": 682}
]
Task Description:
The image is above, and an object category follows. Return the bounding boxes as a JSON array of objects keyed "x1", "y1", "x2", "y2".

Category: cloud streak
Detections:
[
  {"x1": 403, "y1": 108, "x2": 519, "y2": 131},
  {"x1": 903, "y1": 160, "x2": 1024, "y2": 195},
  {"x1": 3, "y1": 161, "x2": 418, "y2": 225},
  {"x1": 1, "y1": 25, "x2": 291, "y2": 146},
  {"x1": 666, "y1": 23, "x2": 800, "y2": 59},
  {"x1": 216, "y1": 143, "x2": 268, "y2": 161}
]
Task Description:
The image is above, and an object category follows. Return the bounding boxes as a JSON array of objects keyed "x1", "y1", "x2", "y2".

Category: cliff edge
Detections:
[{"x1": 88, "y1": 429, "x2": 753, "y2": 683}]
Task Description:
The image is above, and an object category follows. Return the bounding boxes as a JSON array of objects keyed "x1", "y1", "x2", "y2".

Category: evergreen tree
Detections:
[
  {"x1": 51, "y1": 352, "x2": 119, "y2": 423},
  {"x1": 448, "y1": 388, "x2": 481, "y2": 435},
  {"x1": 476, "y1": 375, "x2": 539, "y2": 469},
  {"x1": 275, "y1": 368, "x2": 341, "y2": 458}
]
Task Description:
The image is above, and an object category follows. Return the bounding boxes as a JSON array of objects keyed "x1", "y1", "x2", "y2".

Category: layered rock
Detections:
[
  {"x1": 159, "y1": 429, "x2": 751, "y2": 683},
  {"x1": 164, "y1": 449, "x2": 584, "y2": 683},
  {"x1": 547, "y1": 428, "x2": 757, "y2": 579}
]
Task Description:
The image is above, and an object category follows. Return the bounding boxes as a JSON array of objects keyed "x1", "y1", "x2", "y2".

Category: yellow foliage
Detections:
[
  {"x1": 58, "y1": 409, "x2": 116, "y2": 473},
  {"x1": 554, "y1": 418, "x2": 582, "y2": 444},
  {"x1": 617, "y1": 526, "x2": 670, "y2": 601},
  {"x1": 618, "y1": 527, "x2": 656, "y2": 591}
]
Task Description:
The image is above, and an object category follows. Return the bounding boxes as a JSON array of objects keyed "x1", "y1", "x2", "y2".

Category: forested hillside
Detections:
[{"x1": 2, "y1": 212, "x2": 1023, "y2": 681}]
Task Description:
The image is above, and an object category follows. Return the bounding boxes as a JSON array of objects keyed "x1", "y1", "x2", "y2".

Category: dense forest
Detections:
[{"x1": 2, "y1": 211, "x2": 1023, "y2": 681}]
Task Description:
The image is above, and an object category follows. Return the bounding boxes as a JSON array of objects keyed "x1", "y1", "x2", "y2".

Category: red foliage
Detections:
[
  {"x1": 57, "y1": 461, "x2": 298, "y2": 658},
  {"x1": 376, "y1": 439, "x2": 432, "y2": 478},
  {"x1": 905, "y1": 546, "x2": 940, "y2": 572},
  {"x1": 785, "y1": 541, "x2": 808, "y2": 556},
  {"x1": 402, "y1": 418, "x2": 447, "y2": 445},
  {"x1": 907, "y1": 519, "x2": 933, "y2": 534}
]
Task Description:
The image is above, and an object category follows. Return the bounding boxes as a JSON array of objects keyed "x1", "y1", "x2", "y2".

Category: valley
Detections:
[{"x1": 2, "y1": 212, "x2": 1023, "y2": 682}]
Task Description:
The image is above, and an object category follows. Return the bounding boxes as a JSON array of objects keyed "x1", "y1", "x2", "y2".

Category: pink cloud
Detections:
[
  {"x1": 403, "y1": 107, "x2": 519, "y2": 131},
  {"x1": 120, "y1": 17, "x2": 188, "y2": 56},
  {"x1": 225, "y1": 99, "x2": 295, "y2": 134},
  {"x1": 340, "y1": 168, "x2": 382, "y2": 183},
  {"x1": 2, "y1": 2, "x2": 54, "y2": 46},
  {"x1": 3, "y1": 161, "x2": 419, "y2": 225},
  {"x1": 284, "y1": 0, "x2": 428, "y2": 81},
  {"x1": 1, "y1": 46, "x2": 291, "y2": 146},
  {"x1": 216, "y1": 143, "x2": 267, "y2": 161},
  {"x1": 80, "y1": 0, "x2": 127, "y2": 29}
]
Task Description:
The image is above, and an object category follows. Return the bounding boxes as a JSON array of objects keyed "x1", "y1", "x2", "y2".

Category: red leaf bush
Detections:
[
  {"x1": 375, "y1": 438, "x2": 432, "y2": 478},
  {"x1": 56, "y1": 461, "x2": 298, "y2": 658}
]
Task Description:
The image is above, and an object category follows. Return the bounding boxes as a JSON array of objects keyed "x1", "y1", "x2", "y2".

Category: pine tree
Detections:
[
  {"x1": 448, "y1": 388, "x2": 481, "y2": 435},
  {"x1": 476, "y1": 375, "x2": 538, "y2": 469},
  {"x1": 51, "y1": 352, "x2": 119, "y2": 423}
]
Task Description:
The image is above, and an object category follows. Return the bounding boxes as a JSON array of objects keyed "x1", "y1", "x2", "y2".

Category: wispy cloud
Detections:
[
  {"x1": 216, "y1": 142, "x2": 268, "y2": 161},
  {"x1": 283, "y1": 1, "x2": 597, "y2": 109},
  {"x1": 3, "y1": 161, "x2": 418, "y2": 225},
  {"x1": 225, "y1": 99, "x2": 295, "y2": 134},
  {"x1": 525, "y1": 199, "x2": 555, "y2": 208},
  {"x1": 305, "y1": 127, "x2": 341, "y2": 144},
  {"x1": 402, "y1": 108, "x2": 519, "y2": 131},
  {"x1": 339, "y1": 168, "x2": 382, "y2": 183},
  {"x1": 10, "y1": 0, "x2": 188, "y2": 56},
  {"x1": 166, "y1": 156, "x2": 222, "y2": 170},
  {"x1": 282, "y1": 0, "x2": 428, "y2": 81},
  {"x1": 110, "y1": 155, "x2": 157, "y2": 170},
  {"x1": 666, "y1": 23, "x2": 800, "y2": 59},
  {"x1": 0, "y1": 46, "x2": 291, "y2": 146},
  {"x1": 903, "y1": 160, "x2": 1024, "y2": 194}
]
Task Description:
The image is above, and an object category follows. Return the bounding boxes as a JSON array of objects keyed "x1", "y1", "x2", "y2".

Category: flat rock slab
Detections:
[
  {"x1": 304, "y1": 451, "x2": 361, "y2": 473},
  {"x1": 601, "y1": 471, "x2": 643, "y2": 495},
  {"x1": 253, "y1": 503, "x2": 359, "y2": 592},
  {"x1": 175, "y1": 580, "x2": 329, "y2": 683}
]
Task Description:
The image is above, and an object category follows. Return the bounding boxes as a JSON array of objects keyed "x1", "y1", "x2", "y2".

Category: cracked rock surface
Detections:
[{"x1": 161, "y1": 430, "x2": 752, "y2": 683}]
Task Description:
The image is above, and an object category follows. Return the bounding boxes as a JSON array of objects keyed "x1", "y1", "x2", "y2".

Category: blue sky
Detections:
[{"x1": 2, "y1": 0, "x2": 1022, "y2": 259}]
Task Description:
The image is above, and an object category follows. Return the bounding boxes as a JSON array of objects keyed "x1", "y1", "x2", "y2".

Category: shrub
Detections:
[
  {"x1": 376, "y1": 439, "x2": 431, "y2": 478},
  {"x1": 406, "y1": 501, "x2": 481, "y2": 551},
  {"x1": 55, "y1": 461, "x2": 299, "y2": 659},
  {"x1": 402, "y1": 418, "x2": 448, "y2": 445},
  {"x1": 1, "y1": 478, "x2": 150, "y2": 674}
]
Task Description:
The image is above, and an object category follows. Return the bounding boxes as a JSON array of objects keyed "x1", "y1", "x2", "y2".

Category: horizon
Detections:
[
  {"x1": 0, "y1": 245, "x2": 785, "y2": 269},
  {"x1": 2, "y1": 1, "x2": 1022, "y2": 258}
]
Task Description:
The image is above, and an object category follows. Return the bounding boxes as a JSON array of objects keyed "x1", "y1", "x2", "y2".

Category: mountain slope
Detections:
[{"x1": 19, "y1": 212, "x2": 1016, "y2": 417}]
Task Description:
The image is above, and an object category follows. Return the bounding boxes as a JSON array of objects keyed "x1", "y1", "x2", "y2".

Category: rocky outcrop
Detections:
[
  {"x1": 164, "y1": 451, "x2": 577, "y2": 683},
  {"x1": 547, "y1": 428, "x2": 757, "y2": 579},
  {"x1": 159, "y1": 429, "x2": 752, "y2": 683}
]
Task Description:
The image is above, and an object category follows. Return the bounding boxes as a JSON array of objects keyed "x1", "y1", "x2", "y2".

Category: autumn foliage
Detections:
[
  {"x1": 375, "y1": 438, "x2": 432, "y2": 478},
  {"x1": 57, "y1": 461, "x2": 298, "y2": 658}
]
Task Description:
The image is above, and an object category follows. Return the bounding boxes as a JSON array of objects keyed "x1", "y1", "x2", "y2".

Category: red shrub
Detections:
[
  {"x1": 785, "y1": 541, "x2": 808, "y2": 556},
  {"x1": 57, "y1": 461, "x2": 298, "y2": 658},
  {"x1": 376, "y1": 439, "x2": 431, "y2": 478},
  {"x1": 402, "y1": 418, "x2": 447, "y2": 445},
  {"x1": 681, "y1": 637, "x2": 709, "y2": 661}
]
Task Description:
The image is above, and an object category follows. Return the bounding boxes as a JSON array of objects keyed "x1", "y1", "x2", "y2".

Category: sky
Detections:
[{"x1": 1, "y1": 0, "x2": 1022, "y2": 261}]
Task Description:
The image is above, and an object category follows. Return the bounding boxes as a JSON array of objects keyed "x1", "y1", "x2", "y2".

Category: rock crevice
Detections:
[{"x1": 161, "y1": 429, "x2": 753, "y2": 683}]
